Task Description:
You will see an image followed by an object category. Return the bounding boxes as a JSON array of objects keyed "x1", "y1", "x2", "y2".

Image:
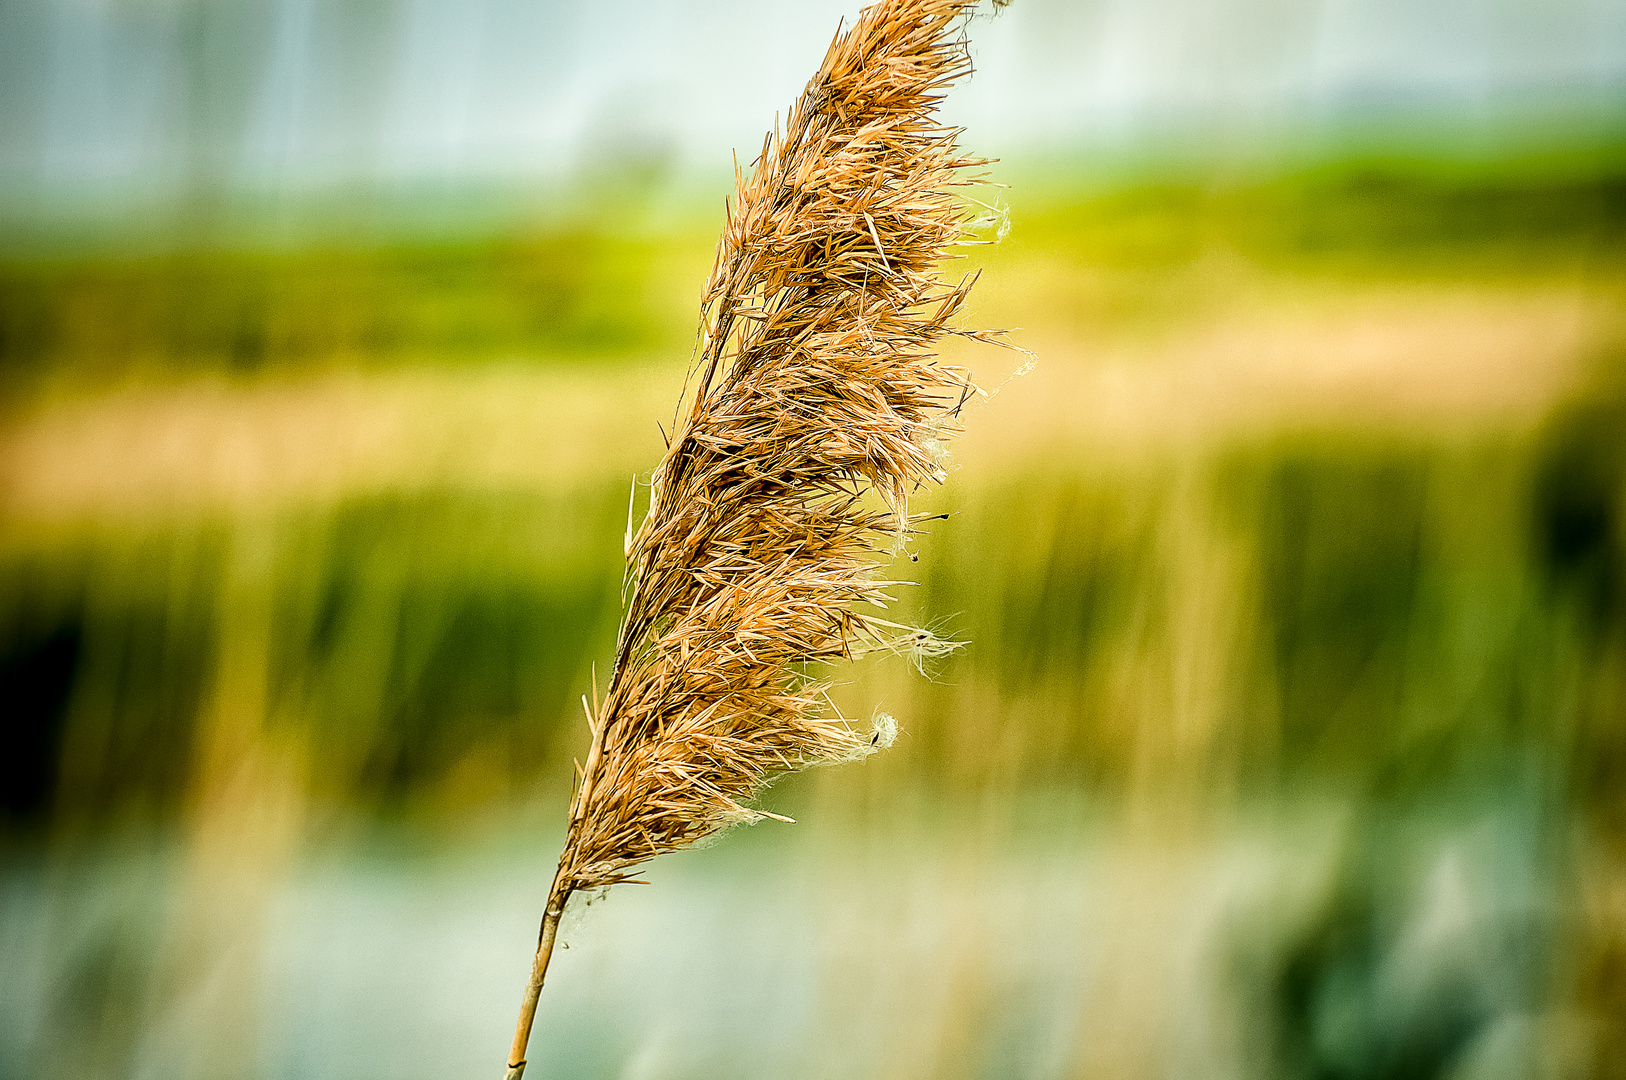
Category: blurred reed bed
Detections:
[
  {"x1": 0, "y1": 226, "x2": 712, "y2": 396},
  {"x1": 5, "y1": 163, "x2": 1622, "y2": 394},
  {"x1": 501, "y1": 2, "x2": 1005, "y2": 1072},
  {"x1": 2, "y1": 163, "x2": 1625, "y2": 1079}
]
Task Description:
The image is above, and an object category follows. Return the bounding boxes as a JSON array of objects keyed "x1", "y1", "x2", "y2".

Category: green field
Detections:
[{"x1": 2, "y1": 161, "x2": 1624, "y2": 1079}]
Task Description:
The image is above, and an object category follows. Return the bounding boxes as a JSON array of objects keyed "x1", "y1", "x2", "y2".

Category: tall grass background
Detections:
[{"x1": 3, "y1": 2, "x2": 1626, "y2": 1076}]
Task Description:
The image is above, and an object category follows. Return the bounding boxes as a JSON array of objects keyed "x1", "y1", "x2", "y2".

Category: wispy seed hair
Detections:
[{"x1": 557, "y1": 0, "x2": 1002, "y2": 895}]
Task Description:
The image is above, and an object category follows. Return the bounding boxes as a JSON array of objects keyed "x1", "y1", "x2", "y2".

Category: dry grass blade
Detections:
[{"x1": 503, "y1": 1, "x2": 1008, "y2": 1075}]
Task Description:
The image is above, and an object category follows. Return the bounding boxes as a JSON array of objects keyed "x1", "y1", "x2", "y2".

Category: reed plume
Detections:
[{"x1": 504, "y1": 2, "x2": 1005, "y2": 1075}]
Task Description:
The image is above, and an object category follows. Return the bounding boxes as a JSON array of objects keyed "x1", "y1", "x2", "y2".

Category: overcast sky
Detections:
[{"x1": 1, "y1": 0, "x2": 1622, "y2": 204}]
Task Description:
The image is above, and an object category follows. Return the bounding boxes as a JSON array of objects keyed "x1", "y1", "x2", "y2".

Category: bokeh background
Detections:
[{"x1": 2, "y1": 1, "x2": 1625, "y2": 1078}]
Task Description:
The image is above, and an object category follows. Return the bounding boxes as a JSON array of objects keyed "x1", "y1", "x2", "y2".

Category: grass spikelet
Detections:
[{"x1": 503, "y1": 2, "x2": 1006, "y2": 1075}]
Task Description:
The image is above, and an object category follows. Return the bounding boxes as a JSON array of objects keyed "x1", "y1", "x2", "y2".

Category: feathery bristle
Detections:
[
  {"x1": 561, "y1": 0, "x2": 999, "y2": 892},
  {"x1": 505, "y1": 4, "x2": 1007, "y2": 1074}
]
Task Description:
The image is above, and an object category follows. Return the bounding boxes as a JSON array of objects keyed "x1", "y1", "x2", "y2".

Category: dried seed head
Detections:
[{"x1": 553, "y1": 0, "x2": 1009, "y2": 894}]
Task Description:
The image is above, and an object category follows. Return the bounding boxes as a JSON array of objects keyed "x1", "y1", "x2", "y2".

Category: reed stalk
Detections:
[{"x1": 503, "y1": 2, "x2": 1006, "y2": 1075}]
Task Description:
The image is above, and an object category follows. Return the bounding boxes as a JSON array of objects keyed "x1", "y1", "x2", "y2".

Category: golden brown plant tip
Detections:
[
  {"x1": 505, "y1": 3, "x2": 1010, "y2": 1074},
  {"x1": 563, "y1": 0, "x2": 1006, "y2": 893}
]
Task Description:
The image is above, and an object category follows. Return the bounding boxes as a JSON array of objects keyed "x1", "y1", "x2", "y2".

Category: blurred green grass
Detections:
[
  {"x1": 2, "y1": 159, "x2": 1625, "y2": 1080},
  {"x1": 1, "y1": 162, "x2": 1623, "y2": 819},
  {"x1": 4, "y1": 163, "x2": 1622, "y2": 393}
]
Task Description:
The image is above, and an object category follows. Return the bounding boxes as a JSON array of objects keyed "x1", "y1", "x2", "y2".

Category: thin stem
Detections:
[
  {"x1": 505, "y1": 693, "x2": 606, "y2": 1078},
  {"x1": 503, "y1": 875, "x2": 572, "y2": 1080}
]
